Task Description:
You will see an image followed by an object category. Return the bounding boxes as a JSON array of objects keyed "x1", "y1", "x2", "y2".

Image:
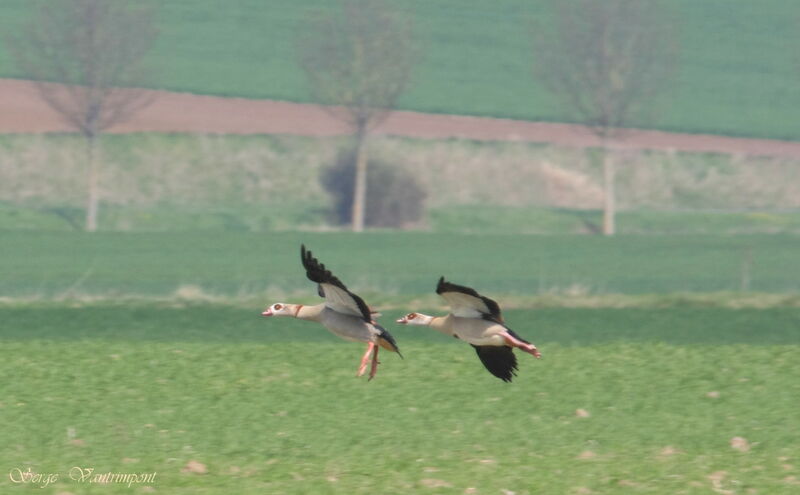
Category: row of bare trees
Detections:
[
  {"x1": 298, "y1": 0, "x2": 676, "y2": 235},
  {"x1": 7, "y1": 0, "x2": 675, "y2": 234}
]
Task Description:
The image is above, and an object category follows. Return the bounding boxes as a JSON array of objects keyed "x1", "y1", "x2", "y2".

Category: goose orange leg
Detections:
[
  {"x1": 357, "y1": 342, "x2": 376, "y2": 377},
  {"x1": 501, "y1": 331, "x2": 542, "y2": 358},
  {"x1": 368, "y1": 345, "x2": 380, "y2": 381}
]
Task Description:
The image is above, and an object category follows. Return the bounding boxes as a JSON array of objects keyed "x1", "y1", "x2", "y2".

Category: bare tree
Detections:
[
  {"x1": 10, "y1": 0, "x2": 157, "y2": 232},
  {"x1": 298, "y1": 0, "x2": 414, "y2": 232},
  {"x1": 533, "y1": 0, "x2": 676, "y2": 235}
]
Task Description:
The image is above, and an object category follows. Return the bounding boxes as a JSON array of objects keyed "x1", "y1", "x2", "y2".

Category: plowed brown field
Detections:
[{"x1": 3, "y1": 78, "x2": 800, "y2": 158}]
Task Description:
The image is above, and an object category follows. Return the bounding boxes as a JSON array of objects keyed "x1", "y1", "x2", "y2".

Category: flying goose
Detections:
[
  {"x1": 396, "y1": 277, "x2": 540, "y2": 382},
  {"x1": 262, "y1": 245, "x2": 401, "y2": 380}
]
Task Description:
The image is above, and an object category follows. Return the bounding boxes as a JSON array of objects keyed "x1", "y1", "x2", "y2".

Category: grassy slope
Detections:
[
  {"x1": 0, "y1": 1, "x2": 798, "y2": 139},
  {"x1": 3, "y1": 133, "x2": 800, "y2": 234},
  {"x1": 3, "y1": 231, "x2": 800, "y2": 299},
  {"x1": 2, "y1": 304, "x2": 799, "y2": 494}
]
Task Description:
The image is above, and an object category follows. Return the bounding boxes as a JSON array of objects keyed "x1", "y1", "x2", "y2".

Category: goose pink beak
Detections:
[
  {"x1": 396, "y1": 316, "x2": 408, "y2": 324},
  {"x1": 261, "y1": 309, "x2": 273, "y2": 317}
]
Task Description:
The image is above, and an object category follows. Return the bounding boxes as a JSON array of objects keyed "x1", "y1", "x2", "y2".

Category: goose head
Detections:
[
  {"x1": 396, "y1": 312, "x2": 434, "y2": 325},
  {"x1": 261, "y1": 303, "x2": 294, "y2": 317}
]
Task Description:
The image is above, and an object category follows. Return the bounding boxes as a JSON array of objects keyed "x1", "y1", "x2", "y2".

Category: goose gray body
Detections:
[{"x1": 296, "y1": 303, "x2": 388, "y2": 344}]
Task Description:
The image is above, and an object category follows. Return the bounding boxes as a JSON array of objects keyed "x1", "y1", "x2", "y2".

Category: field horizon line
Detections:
[{"x1": 3, "y1": 286, "x2": 799, "y2": 310}]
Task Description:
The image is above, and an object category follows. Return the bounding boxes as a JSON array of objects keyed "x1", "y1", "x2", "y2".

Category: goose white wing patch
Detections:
[
  {"x1": 301, "y1": 245, "x2": 372, "y2": 322},
  {"x1": 436, "y1": 277, "x2": 504, "y2": 323},
  {"x1": 439, "y1": 291, "x2": 489, "y2": 318},
  {"x1": 319, "y1": 283, "x2": 367, "y2": 318}
]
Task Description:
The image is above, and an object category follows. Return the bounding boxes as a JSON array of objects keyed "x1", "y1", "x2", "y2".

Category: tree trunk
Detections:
[
  {"x1": 351, "y1": 131, "x2": 368, "y2": 232},
  {"x1": 85, "y1": 133, "x2": 99, "y2": 232},
  {"x1": 601, "y1": 142, "x2": 616, "y2": 236}
]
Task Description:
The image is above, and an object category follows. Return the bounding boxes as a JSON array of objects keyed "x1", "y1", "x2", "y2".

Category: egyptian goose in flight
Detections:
[
  {"x1": 262, "y1": 245, "x2": 401, "y2": 380},
  {"x1": 397, "y1": 277, "x2": 540, "y2": 382}
]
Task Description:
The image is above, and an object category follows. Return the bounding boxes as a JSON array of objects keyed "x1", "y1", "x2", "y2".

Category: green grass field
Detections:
[
  {"x1": 3, "y1": 0, "x2": 799, "y2": 489},
  {"x1": 0, "y1": 1, "x2": 798, "y2": 139},
  {"x1": 2, "y1": 304, "x2": 799, "y2": 494},
  {"x1": 2, "y1": 231, "x2": 799, "y2": 493}
]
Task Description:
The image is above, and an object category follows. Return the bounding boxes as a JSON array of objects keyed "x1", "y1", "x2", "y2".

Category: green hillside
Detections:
[
  {"x1": 4, "y1": 231, "x2": 800, "y2": 299},
  {"x1": 0, "y1": 0, "x2": 798, "y2": 139}
]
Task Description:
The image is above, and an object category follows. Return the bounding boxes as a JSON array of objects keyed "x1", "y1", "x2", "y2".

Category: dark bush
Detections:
[{"x1": 320, "y1": 149, "x2": 426, "y2": 228}]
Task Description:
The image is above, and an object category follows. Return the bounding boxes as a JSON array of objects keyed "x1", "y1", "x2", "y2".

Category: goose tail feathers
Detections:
[{"x1": 375, "y1": 324, "x2": 402, "y2": 358}]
